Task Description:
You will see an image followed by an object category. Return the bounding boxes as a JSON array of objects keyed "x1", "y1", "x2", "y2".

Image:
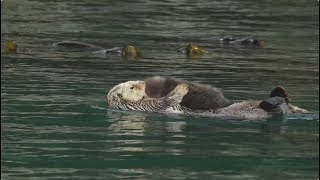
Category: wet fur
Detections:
[
  {"x1": 144, "y1": 76, "x2": 231, "y2": 111},
  {"x1": 107, "y1": 77, "x2": 310, "y2": 119}
]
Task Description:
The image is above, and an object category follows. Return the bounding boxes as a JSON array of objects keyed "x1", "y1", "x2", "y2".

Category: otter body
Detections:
[
  {"x1": 198, "y1": 101, "x2": 270, "y2": 119},
  {"x1": 144, "y1": 76, "x2": 231, "y2": 111},
  {"x1": 107, "y1": 77, "x2": 310, "y2": 120},
  {"x1": 53, "y1": 41, "x2": 142, "y2": 59},
  {"x1": 219, "y1": 36, "x2": 264, "y2": 47},
  {"x1": 52, "y1": 41, "x2": 105, "y2": 50},
  {"x1": 200, "y1": 35, "x2": 264, "y2": 47}
]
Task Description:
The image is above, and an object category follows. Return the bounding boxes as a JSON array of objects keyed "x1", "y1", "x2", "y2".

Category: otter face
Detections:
[{"x1": 108, "y1": 81, "x2": 147, "y2": 103}]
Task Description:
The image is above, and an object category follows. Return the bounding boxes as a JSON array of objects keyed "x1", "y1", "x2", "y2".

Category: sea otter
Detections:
[
  {"x1": 107, "y1": 76, "x2": 230, "y2": 112},
  {"x1": 107, "y1": 77, "x2": 309, "y2": 119},
  {"x1": 52, "y1": 41, "x2": 142, "y2": 59},
  {"x1": 219, "y1": 35, "x2": 264, "y2": 47},
  {"x1": 220, "y1": 35, "x2": 237, "y2": 43},
  {"x1": 107, "y1": 77, "x2": 230, "y2": 112}
]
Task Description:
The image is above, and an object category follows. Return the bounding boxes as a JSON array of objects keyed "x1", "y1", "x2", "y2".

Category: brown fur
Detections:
[{"x1": 144, "y1": 76, "x2": 231, "y2": 111}]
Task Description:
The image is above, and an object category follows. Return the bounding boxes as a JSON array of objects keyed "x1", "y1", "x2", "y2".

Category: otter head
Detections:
[{"x1": 107, "y1": 81, "x2": 148, "y2": 104}]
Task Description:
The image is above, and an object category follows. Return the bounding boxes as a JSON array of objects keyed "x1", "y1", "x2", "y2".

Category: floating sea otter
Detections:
[
  {"x1": 52, "y1": 40, "x2": 142, "y2": 59},
  {"x1": 219, "y1": 35, "x2": 264, "y2": 47},
  {"x1": 107, "y1": 77, "x2": 309, "y2": 119}
]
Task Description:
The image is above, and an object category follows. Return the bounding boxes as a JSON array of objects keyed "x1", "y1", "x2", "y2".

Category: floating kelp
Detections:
[
  {"x1": 123, "y1": 45, "x2": 142, "y2": 59},
  {"x1": 178, "y1": 43, "x2": 208, "y2": 57},
  {"x1": 53, "y1": 40, "x2": 142, "y2": 60},
  {"x1": 5, "y1": 40, "x2": 17, "y2": 53},
  {"x1": 1, "y1": 40, "x2": 31, "y2": 54}
]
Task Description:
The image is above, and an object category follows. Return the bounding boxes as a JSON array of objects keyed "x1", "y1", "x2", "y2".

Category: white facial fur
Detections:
[{"x1": 108, "y1": 80, "x2": 147, "y2": 102}]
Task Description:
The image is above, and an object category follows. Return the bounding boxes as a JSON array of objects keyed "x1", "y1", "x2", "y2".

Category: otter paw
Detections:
[
  {"x1": 174, "y1": 83, "x2": 189, "y2": 96},
  {"x1": 270, "y1": 86, "x2": 289, "y2": 103},
  {"x1": 167, "y1": 83, "x2": 189, "y2": 103}
]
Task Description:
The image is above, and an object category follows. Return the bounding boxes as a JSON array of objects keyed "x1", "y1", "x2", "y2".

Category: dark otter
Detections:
[
  {"x1": 144, "y1": 76, "x2": 231, "y2": 111},
  {"x1": 52, "y1": 41, "x2": 142, "y2": 58},
  {"x1": 234, "y1": 36, "x2": 264, "y2": 46},
  {"x1": 52, "y1": 40, "x2": 105, "y2": 50},
  {"x1": 260, "y1": 86, "x2": 309, "y2": 114},
  {"x1": 219, "y1": 35, "x2": 264, "y2": 47},
  {"x1": 220, "y1": 35, "x2": 237, "y2": 43}
]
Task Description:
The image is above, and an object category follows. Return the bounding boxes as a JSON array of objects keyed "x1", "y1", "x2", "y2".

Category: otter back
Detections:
[{"x1": 144, "y1": 76, "x2": 230, "y2": 111}]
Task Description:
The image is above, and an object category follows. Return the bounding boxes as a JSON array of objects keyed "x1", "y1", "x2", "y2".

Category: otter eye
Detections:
[
  {"x1": 117, "y1": 93, "x2": 123, "y2": 98},
  {"x1": 130, "y1": 86, "x2": 134, "y2": 90}
]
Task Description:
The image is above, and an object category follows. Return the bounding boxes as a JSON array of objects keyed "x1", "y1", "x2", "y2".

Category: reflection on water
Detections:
[
  {"x1": 1, "y1": 0, "x2": 319, "y2": 179},
  {"x1": 107, "y1": 111, "x2": 187, "y2": 156}
]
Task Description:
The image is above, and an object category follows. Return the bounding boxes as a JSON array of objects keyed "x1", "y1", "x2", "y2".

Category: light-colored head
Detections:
[{"x1": 107, "y1": 81, "x2": 147, "y2": 104}]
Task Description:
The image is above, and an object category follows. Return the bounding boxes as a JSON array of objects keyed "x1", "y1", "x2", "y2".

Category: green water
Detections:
[{"x1": 1, "y1": 0, "x2": 319, "y2": 179}]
